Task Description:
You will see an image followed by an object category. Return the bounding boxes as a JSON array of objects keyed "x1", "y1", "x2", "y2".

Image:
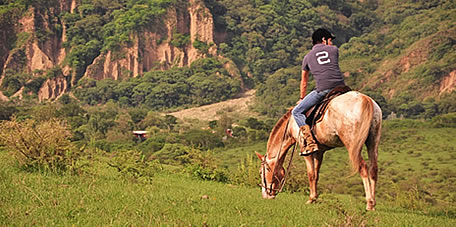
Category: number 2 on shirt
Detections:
[{"x1": 316, "y1": 51, "x2": 330, "y2": 65}]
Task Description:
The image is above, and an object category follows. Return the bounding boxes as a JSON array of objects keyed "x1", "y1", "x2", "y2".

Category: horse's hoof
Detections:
[
  {"x1": 366, "y1": 200, "x2": 376, "y2": 211},
  {"x1": 306, "y1": 199, "x2": 316, "y2": 204},
  {"x1": 366, "y1": 204, "x2": 376, "y2": 211}
]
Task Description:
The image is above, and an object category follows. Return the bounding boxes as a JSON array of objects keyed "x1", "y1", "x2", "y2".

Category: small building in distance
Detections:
[{"x1": 133, "y1": 130, "x2": 148, "y2": 142}]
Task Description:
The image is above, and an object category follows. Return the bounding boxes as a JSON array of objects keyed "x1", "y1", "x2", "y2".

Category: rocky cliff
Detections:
[
  {"x1": 0, "y1": 0, "x2": 74, "y2": 100},
  {"x1": 0, "y1": 0, "x2": 222, "y2": 101},
  {"x1": 84, "y1": 0, "x2": 217, "y2": 81}
]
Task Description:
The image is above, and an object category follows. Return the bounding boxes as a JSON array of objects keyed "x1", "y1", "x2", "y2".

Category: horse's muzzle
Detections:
[{"x1": 262, "y1": 190, "x2": 276, "y2": 199}]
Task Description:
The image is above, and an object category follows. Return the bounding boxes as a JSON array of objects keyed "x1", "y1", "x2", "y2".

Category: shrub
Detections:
[
  {"x1": 229, "y1": 154, "x2": 259, "y2": 187},
  {"x1": 232, "y1": 126, "x2": 247, "y2": 137},
  {"x1": 151, "y1": 143, "x2": 194, "y2": 165},
  {"x1": 192, "y1": 38, "x2": 211, "y2": 54},
  {"x1": 137, "y1": 134, "x2": 167, "y2": 156},
  {"x1": 107, "y1": 150, "x2": 158, "y2": 184},
  {"x1": 0, "y1": 104, "x2": 17, "y2": 120},
  {"x1": 184, "y1": 147, "x2": 228, "y2": 183},
  {"x1": 152, "y1": 143, "x2": 228, "y2": 182},
  {"x1": 176, "y1": 129, "x2": 224, "y2": 150},
  {"x1": 170, "y1": 32, "x2": 190, "y2": 48},
  {"x1": 0, "y1": 117, "x2": 78, "y2": 173},
  {"x1": 187, "y1": 164, "x2": 228, "y2": 183},
  {"x1": 432, "y1": 113, "x2": 456, "y2": 128},
  {"x1": 68, "y1": 147, "x2": 105, "y2": 176}
]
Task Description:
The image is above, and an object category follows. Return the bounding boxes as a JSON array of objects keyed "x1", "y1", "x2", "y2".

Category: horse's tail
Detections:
[{"x1": 348, "y1": 95, "x2": 374, "y2": 174}]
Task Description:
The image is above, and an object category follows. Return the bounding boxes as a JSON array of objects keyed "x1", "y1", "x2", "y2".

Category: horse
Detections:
[{"x1": 255, "y1": 91, "x2": 382, "y2": 210}]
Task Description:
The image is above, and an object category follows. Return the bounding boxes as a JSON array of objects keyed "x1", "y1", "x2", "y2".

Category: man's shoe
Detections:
[{"x1": 299, "y1": 125, "x2": 319, "y2": 156}]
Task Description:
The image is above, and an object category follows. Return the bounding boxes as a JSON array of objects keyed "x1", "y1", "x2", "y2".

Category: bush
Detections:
[
  {"x1": 176, "y1": 129, "x2": 224, "y2": 150},
  {"x1": 107, "y1": 150, "x2": 158, "y2": 184},
  {"x1": 187, "y1": 164, "x2": 228, "y2": 183},
  {"x1": 432, "y1": 113, "x2": 456, "y2": 128},
  {"x1": 170, "y1": 32, "x2": 190, "y2": 48},
  {"x1": 229, "y1": 154, "x2": 259, "y2": 187},
  {"x1": 152, "y1": 143, "x2": 228, "y2": 182},
  {"x1": 151, "y1": 143, "x2": 195, "y2": 165},
  {"x1": 184, "y1": 148, "x2": 228, "y2": 183},
  {"x1": 0, "y1": 103, "x2": 17, "y2": 120},
  {"x1": 0, "y1": 117, "x2": 79, "y2": 173}
]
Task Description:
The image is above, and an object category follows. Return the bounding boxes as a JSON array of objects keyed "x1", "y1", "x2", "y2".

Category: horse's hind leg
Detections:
[
  {"x1": 363, "y1": 126, "x2": 380, "y2": 211},
  {"x1": 342, "y1": 134, "x2": 376, "y2": 211},
  {"x1": 359, "y1": 158, "x2": 375, "y2": 210}
]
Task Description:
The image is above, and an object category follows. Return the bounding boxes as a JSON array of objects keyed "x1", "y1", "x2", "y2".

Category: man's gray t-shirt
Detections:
[{"x1": 302, "y1": 44, "x2": 345, "y2": 91}]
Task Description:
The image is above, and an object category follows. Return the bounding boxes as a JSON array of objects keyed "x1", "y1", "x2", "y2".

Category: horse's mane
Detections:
[
  {"x1": 266, "y1": 108, "x2": 293, "y2": 156},
  {"x1": 270, "y1": 108, "x2": 293, "y2": 134}
]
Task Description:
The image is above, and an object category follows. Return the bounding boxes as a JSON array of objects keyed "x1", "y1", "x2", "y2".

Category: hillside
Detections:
[
  {"x1": 252, "y1": 0, "x2": 456, "y2": 118},
  {"x1": 0, "y1": 0, "x2": 234, "y2": 101},
  {"x1": 0, "y1": 0, "x2": 454, "y2": 118},
  {"x1": 339, "y1": 0, "x2": 456, "y2": 109}
]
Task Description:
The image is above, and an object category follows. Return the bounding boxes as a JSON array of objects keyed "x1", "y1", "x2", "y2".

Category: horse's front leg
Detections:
[{"x1": 304, "y1": 151, "x2": 325, "y2": 204}]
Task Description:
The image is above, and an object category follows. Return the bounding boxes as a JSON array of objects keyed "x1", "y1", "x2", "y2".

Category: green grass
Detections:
[
  {"x1": 1, "y1": 121, "x2": 456, "y2": 225},
  {"x1": 1, "y1": 160, "x2": 455, "y2": 226}
]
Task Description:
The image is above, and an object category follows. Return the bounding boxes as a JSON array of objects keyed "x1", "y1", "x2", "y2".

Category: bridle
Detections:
[{"x1": 259, "y1": 119, "x2": 297, "y2": 197}]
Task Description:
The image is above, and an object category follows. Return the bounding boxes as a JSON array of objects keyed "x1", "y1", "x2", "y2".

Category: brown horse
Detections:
[{"x1": 255, "y1": 91, "x2": 382, "y2": 210}]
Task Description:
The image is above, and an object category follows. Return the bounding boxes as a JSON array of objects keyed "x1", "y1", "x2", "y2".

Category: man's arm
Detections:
[{"x1": 300, "y1": 70, "x2": 309, "y2": 99}]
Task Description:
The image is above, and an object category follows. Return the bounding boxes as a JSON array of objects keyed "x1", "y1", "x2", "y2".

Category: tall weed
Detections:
[
  {"x1": 229, "y1": 154, "x2": 260, "y2": 187},
  {"x1": 0, "y1": 117, "x2": 79, "y2": 173},
  {"x1": 386, "y1": 181, "x2": 431, "y2": 210}
]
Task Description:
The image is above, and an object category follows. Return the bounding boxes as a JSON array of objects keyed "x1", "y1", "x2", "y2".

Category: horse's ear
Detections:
[{"x1": 255, "y1": 151, "x2": 264, "y2": 161}]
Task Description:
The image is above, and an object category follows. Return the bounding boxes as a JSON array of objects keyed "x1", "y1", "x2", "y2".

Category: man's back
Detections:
[{"x1": 302, "y1": 44, "x2": 345, "y2": 91}]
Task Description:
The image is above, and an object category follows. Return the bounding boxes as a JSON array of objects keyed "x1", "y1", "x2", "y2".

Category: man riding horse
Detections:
[
  {"x1": 292, "y1": 28, "x2": 346, "y2": 156},
  {"x1": 257, "y1": 28, "x2": 381, "y2": 210}
]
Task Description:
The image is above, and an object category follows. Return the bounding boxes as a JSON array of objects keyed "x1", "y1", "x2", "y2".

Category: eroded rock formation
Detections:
[
  {"x1": 0, "y1": 0, "x2": 222, "y2": 101},
  {"x1": 84, "y1": 0, "x2": 217, "y2": 81}
]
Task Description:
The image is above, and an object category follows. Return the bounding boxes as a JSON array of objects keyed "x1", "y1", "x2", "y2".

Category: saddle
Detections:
[{"x1": 305, "y1": 85, "x2": 352, "y2": 130}]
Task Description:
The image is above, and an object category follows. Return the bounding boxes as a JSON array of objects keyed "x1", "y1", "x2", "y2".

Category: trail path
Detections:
[{"x1": 168, "y1": 90, "x2": 256, "y2": 121}]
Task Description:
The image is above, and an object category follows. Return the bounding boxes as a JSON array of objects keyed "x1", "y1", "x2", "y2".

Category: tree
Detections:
[{"x1": 0, "y1": 103, "x2": 17, "y2": 120}]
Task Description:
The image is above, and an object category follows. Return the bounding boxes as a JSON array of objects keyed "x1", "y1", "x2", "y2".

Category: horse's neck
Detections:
[{"x1": 266, "y1": 113, "x2": 295, "y2": 161}]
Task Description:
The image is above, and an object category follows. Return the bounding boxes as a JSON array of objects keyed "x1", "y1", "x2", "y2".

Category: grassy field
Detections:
[
  {"x1": 1, "y1": 162, "x2": 455, "y2": 226},
  {"x1": 1, "y1": 120, "x2": 456, "y2": 226},
  {"x1": 216, "y1": 122, "x2": 456, "y2": 199}
]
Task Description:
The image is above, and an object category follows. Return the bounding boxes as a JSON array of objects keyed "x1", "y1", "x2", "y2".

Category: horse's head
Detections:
[{"x1": 256, "y1": 152, "x2": 285, "y2": 199}]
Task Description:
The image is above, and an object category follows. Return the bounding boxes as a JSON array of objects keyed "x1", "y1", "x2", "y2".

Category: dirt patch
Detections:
[
  {"x1": 0, "y1": 91, "x2": 8, "y2": 101},
  {"x1": 168, "y1": 89, "x2": 256, "y2": 121},
  {"x1": 439, "y1": 70, "x2": 456, "y2": 96}
]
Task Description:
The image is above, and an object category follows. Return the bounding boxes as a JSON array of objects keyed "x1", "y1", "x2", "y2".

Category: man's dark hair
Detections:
[{"x1": 312, "y1": 28, "x2": 336, "y2": 45}]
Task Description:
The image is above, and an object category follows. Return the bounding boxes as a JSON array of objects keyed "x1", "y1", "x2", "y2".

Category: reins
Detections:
[
  {"x1": 279, "y1": 143, "x2": 296, "y2": 192},
  {"x1": 260, "y1": 118, "x2": 297, "y2": 196}
]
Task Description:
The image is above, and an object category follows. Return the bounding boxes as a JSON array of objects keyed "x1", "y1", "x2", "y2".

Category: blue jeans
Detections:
[{"x1": 292, "y1": 89, "x2": 331, "y2": 127}]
